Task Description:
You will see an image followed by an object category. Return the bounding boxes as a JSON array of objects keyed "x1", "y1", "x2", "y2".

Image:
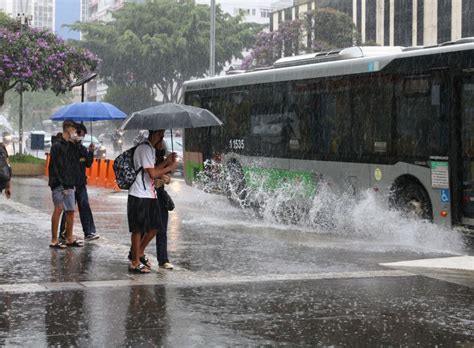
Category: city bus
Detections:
[{"x1": 183, "y1": 38, "x2": 474, "y2": 227}]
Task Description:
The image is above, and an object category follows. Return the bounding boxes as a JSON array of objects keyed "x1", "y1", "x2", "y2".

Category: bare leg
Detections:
[
  {"x1": 131, "y1": 232, "x2": 142, "y2": 268},
  {"x1": 65, "y1": 211, "x2": 75, "y2": 244},
  {"x1": 51, "y1": 206, "x2": 63, "y2": 244},
  {"x1": 139, "y1": 229, "x2": 158, "y2": 257}
]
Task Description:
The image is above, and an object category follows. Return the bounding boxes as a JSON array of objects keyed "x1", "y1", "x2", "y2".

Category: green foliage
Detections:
[
  {"x1": 0, "y1": 19, "x2": 98, "y2": 106},
  {"x1": 9, "y1": 153, "x2": 45, "y2": 164},
  {"x1": 244, "y1": 8, "x2": 357, "y2": 69},
  {"x1": 69, "y1": 0, "x2": 262, "y2": 103},
  {"x1": 103, "y1": 85, "x2": 157, "y2": 116},
  {"x1": 305, "y1": 8, "x2": 359, "y2": 50},
  {"x1": 3, "y1": 90, "x2": 73, "y2": 130}
]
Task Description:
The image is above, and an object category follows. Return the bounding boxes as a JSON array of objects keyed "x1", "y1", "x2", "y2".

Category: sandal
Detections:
[
  {"x1": 49, "y1": 242, "x2": 66, "y2": 249},
  {"x1": 140, "y1": 255, "x2": 151, "y2": 268},
  {"x1": 66, "y1": 240, "x2": 84, "y2": 248},
  {"x1": 127, "y1": 251, "x2": 151, "y2": 268},
  {"x1": 128, "y1": 263, "x2": 151, "y2": 274}
]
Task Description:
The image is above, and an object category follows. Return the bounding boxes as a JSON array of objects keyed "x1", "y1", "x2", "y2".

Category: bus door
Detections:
[{"x1": 460, "y1": 75, "x2": 474, "y2": 225}]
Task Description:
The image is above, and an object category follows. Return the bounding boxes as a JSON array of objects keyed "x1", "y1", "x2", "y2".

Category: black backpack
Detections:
[
  {"x1": 113, "y1": 143, "x2": 151, "y2": 190},
  {"x1": 0, "y1": 145, "x2": 11, "y2": 191}
]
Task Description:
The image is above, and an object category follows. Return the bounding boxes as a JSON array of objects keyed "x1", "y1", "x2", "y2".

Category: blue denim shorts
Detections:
[{"x1": 52, "y1": 186, "x2": 75, "y2": 212}]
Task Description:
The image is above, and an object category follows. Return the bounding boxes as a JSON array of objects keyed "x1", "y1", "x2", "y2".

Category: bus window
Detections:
[
  {"x1": 319, "y1": 78, "x2": 352, "y2": 158},
  {"x1": 352, "y1": 75, "x2": 394, "y2": 158},
  {"x1": 249, "y1": 83, "x2": 285, "y2": 157},
  {"x1": 397, "y1": 76, "x2": 448, "y2": 158}
]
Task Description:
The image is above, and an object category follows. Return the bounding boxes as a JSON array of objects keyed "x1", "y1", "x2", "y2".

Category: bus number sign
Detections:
[{"x1": 229, "y1": 139, "x2": 245, "y2": 150}]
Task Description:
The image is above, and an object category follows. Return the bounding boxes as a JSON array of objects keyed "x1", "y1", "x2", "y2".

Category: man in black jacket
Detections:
[
  {"x1": 59, "y1": 123, "x2": 99, "y2": 241},
  {"x1": 48, "y1": 120, "x2": 83, "y2": 248}
]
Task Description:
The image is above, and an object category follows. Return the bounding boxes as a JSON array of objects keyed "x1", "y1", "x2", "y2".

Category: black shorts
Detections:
[{"x1": 127, "y1": 195, "x2": 162, "y2": 234}]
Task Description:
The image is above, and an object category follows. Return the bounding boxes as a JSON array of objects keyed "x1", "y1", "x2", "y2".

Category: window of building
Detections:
[
  {"x1": 437, "y1": 0, "x2": 451, "y2": 43},
  {"x1": 394, "y1": 0, "x2": 412, "y2": 46},
  {"x1": 261, "y1": 9, "x2": 271, "y2": 18},
  {"x1": 462, "y1": 0, "x2": 474, "y2": 38}
]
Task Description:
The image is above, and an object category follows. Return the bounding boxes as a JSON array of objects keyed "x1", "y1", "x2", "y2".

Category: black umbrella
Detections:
[{"x1": 120, "y1": 103, "x2": 223, "y2": 151}]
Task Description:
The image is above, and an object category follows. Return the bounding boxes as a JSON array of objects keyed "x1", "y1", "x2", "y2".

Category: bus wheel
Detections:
[
  {"x1": 224, "y1": 160, "x2": 247, "y2": 204},
  {"x1": 391, "y1": 183, "x2": 433, "y2": 221}
]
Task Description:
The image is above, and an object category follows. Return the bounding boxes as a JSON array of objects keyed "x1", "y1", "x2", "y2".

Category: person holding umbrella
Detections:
[
  {"x1": 127, "y1": 129, "x2": 178, "y2": 273},
  {"x1": 59, "y1": 123, "x2": 100, "y2": 242},
  {"x1": 48, "y1": 120, "x2": 83, "y2": 248}
]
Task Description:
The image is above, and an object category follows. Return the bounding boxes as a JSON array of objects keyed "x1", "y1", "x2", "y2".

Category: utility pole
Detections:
[
  {"x1": 17, "y1": 12, "x2": 30, "y2": 155},
  {"x1": 210, "y1": 0, "x2": 216, "y2": 77}
]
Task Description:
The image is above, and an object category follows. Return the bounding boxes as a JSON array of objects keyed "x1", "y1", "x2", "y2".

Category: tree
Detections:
[
  {"x1": 242, "y1": 8, "x2": 358, "y2": 69},
  {"x1": 70, "y1": 0, "x2": 261, "y2": 104},
  {"x1": 0, "y1": 13, "x2": 99, "y2": 106},
  {"x1": 305, "y1": 8, "x2": 359, "y2": 51},
  {"x1": 3, "y1": 90, "x2": 73, "y2": 130},
  {"x1": 241, "y1": 19, "x2": 305, "y2": 69},
  {"x1": 103, "y1": 85, "x2": 157, "y2": 116}
]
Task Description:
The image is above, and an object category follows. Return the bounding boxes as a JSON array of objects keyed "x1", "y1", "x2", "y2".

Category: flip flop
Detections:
[
  {"x1": 129, "y1": 263, "x2": 151, "y2": 274},
  {"x1": 66, "y1": 240, "x2": 84, "y2": 248},
  {"x1": 49, "y1": 242, "x2": 66, "y2": 249}
]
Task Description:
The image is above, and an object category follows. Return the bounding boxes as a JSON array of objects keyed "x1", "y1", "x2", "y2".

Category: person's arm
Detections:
[
  {"x1": 138, "y1": 144, "x2": 177, "y2": 179},
  {"x1": 145, "y1": 161, "x2": 177, "y2": 179},
  {"x1": 84, "y1": 145, "x2": 94, "y2": 167},
  {"x1": 50, "y1": 143, "x2": 66, "y2": 186}
]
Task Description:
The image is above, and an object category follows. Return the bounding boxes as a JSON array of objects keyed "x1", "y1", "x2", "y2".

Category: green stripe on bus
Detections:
[
  {"x1": 185, "y1": 160, "x2": 204, "y2": 183},
  {"x1": 242, "y1": 166, "x2": 316, "y2": 195}
]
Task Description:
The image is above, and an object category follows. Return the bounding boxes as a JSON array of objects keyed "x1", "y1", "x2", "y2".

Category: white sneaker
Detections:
[{"x1": 160, "y1": 262, "x2": 174, "y2": 270}]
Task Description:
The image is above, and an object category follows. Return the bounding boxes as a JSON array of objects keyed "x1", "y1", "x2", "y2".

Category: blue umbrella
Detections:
[{"x1": 51, "y1": 101, "x2": 127, "y2": 137}]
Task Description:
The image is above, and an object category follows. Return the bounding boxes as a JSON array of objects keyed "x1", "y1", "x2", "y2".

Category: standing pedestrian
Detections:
[
  {"x1": 48, "y1": 120, "x2": 83, "y2": 248},
  {"x1": 154, "y1": 138, "x2": 176, "y2": 270},
  {"x1": 59, "y1": 123, "x2": 99, "y2": 242},
  {"x1": 0, "y1": 142, "x2": 12, "y2": 199},
  {"x1": 127, "y1": 129, "x2": 177, "y2": 273}
]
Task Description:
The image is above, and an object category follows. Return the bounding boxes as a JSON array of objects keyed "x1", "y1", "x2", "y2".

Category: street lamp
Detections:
[{"x1": 70, "y1": 73, "x2": 98, "y2": 102}]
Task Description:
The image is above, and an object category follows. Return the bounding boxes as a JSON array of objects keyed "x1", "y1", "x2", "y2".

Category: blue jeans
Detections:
[
  {"x1": 156, "y1": 189, "x2": 169, "y2": 265},
  {"x1": 60, "y1": 185, "x2": 96, "y2": 237}
]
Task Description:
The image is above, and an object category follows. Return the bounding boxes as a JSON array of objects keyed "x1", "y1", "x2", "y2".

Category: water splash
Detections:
[{"x1": 193, "y1": 160, "x2": 466, "y2": 253}]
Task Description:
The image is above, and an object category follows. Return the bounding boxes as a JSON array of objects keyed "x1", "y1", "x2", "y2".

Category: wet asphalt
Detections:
[{"x1": 0, "y1": 177, "x2": 472, "y2": 346}]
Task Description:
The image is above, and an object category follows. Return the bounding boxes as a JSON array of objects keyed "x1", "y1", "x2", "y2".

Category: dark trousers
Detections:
[
  {"x1": 156, "y1": 189, "x2": 169, "y2": 265},
  {"x1": 60, "y1": 185, "x2": 96, "y2": 237}
]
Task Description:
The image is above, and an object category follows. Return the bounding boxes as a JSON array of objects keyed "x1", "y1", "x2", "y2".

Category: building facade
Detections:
[
  {"x1": 271, "y1": 0, "x2": 474, "y2": 47},
  {"x1": 0, "y1": 0, "x2": 55, "y2": 32}
]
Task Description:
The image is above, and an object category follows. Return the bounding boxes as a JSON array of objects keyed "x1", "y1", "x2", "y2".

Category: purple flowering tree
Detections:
[
  {"x1": 0, "y1": 21, "x2": 99, "y2": 106},
  {"x1": 241, "y1": 19, "x2": 303, "y2": 70}
]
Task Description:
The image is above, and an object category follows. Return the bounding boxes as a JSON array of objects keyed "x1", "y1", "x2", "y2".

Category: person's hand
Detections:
[
  {"x1": 4, "y1": 187, "x2": 11, "y2": 199},
  {"x1": 154, "y1": 177, "x2": 165, "y2": 189},
  {"x1": 168, "y1": 160, "x2": 178, "y2": 172},
  {"x1": 63, "y1": 190, "x2": 70, "y2": 196},
  {"x1": 163, "y1": 174, "x2": 171, "y2": 185},
  {"x1": 89, "y1": 143, "x2": 96, "y2": 151},
  {"x1": 165, "y1": 152, "x2": 177, "y2": 164}
]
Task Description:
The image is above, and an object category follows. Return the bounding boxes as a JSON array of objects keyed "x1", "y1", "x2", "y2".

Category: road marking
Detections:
[
  {"x1": 381, "y1": 256, "x2": 474, "y2": 271},
  {"x1": 0, "y1": 270, "x2": 414, "y2": 294}
]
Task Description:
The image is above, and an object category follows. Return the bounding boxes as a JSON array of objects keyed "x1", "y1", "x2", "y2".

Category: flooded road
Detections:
[{"x1": 1, "y1": 177, "x2": 472, "y2": 346}]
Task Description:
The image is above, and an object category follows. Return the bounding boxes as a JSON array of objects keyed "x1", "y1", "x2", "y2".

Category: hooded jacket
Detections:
[
  {"x1": 48, "y1": 137, "x2": 80, "y2": 190},
  {"x1": 75, "y1": 143, "x2": 94, "y2": 187}
]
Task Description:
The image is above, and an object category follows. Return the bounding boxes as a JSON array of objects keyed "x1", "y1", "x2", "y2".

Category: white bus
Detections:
[{"x1": 183, "y1": 38, "x2": 474, "y2": 227}]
